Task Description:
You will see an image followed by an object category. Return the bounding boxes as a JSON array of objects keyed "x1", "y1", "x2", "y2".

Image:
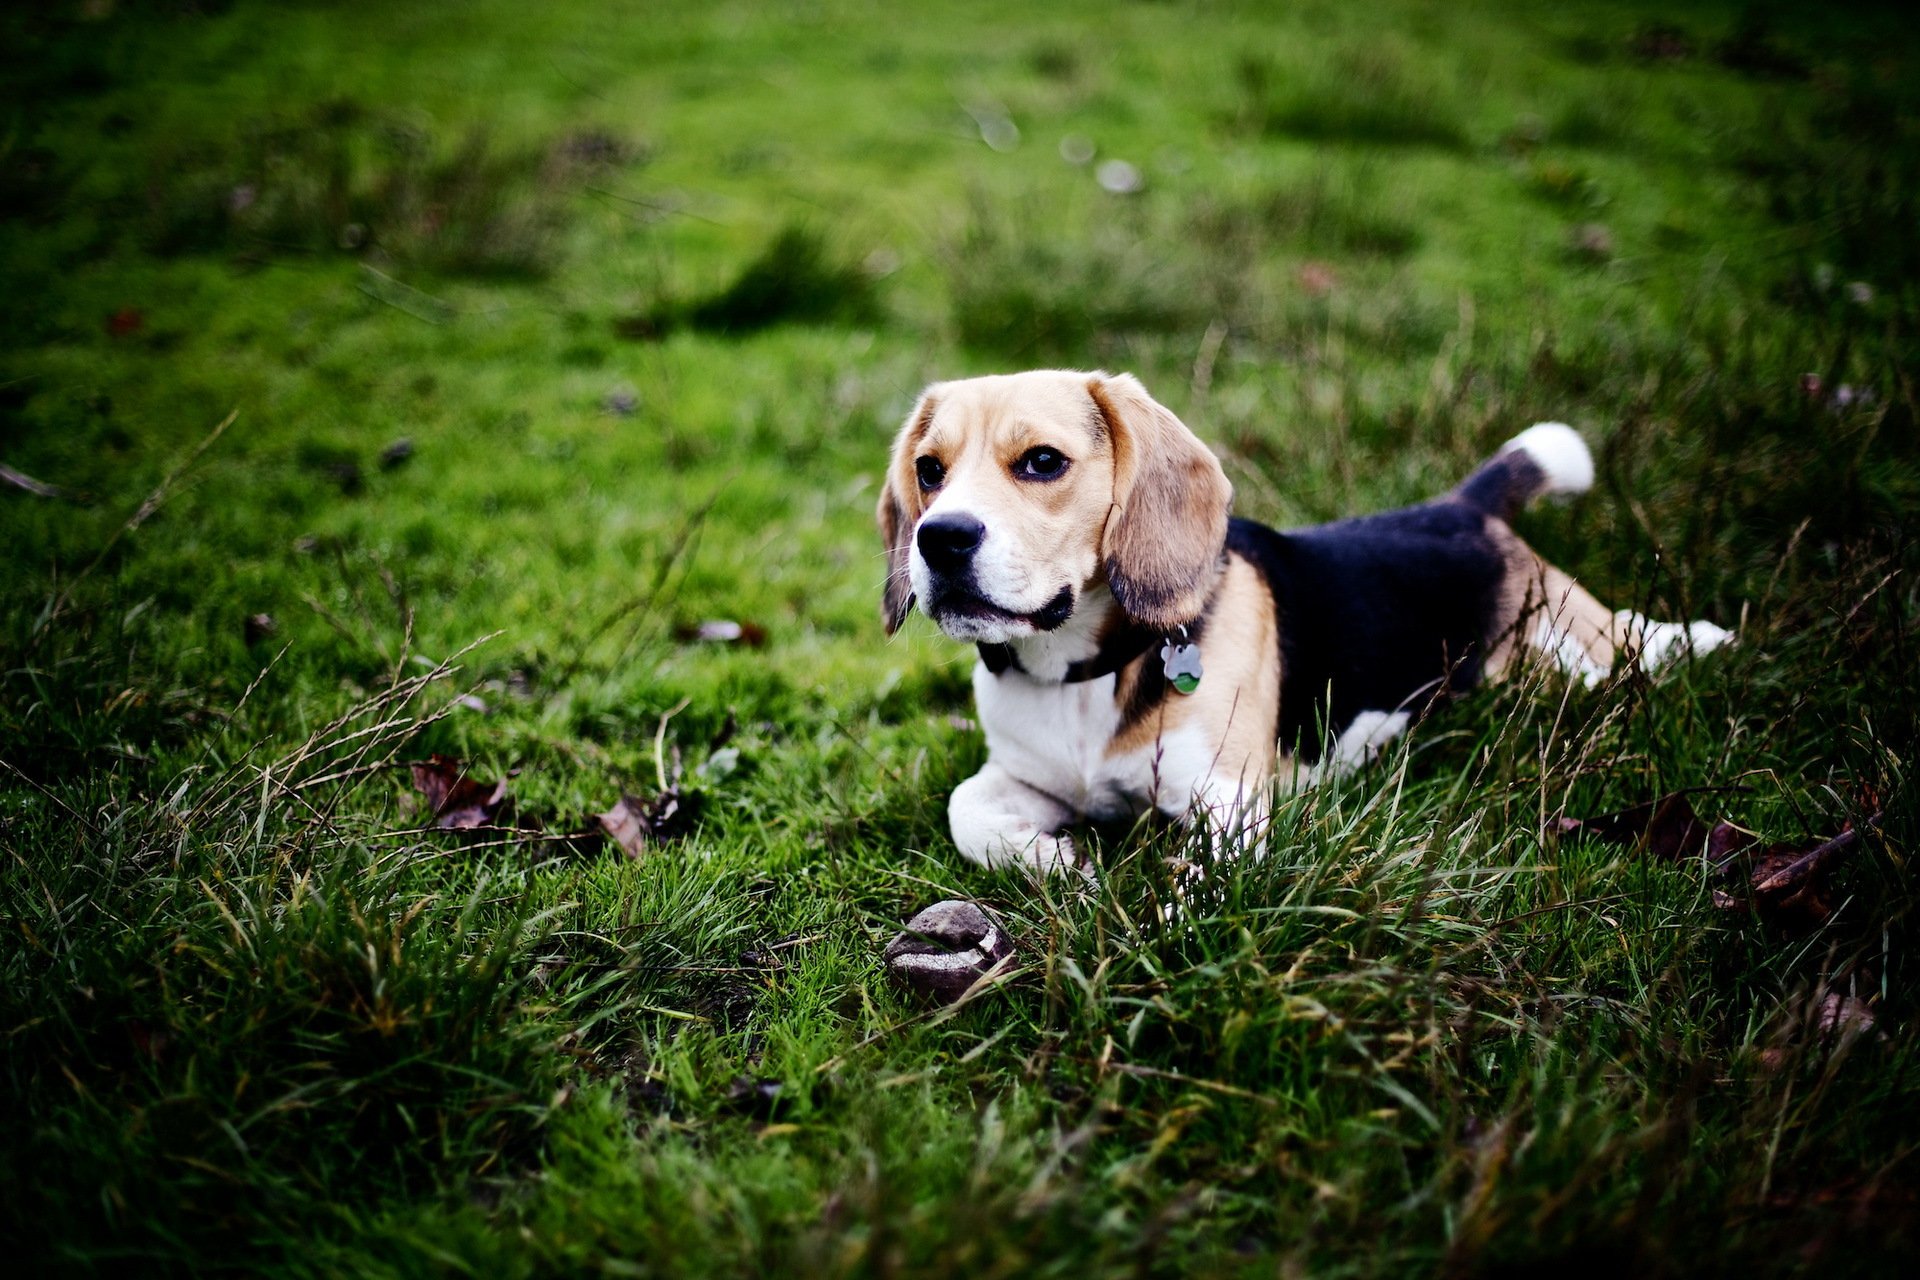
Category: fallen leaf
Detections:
[
  {"x1": 1751, "y1": 821, "x2": 1868, "y2": 896},
  {"x1": 1739, "y1": 820, "x2": 1874, "y2": 932},
  {"x1": 1553, "y1": 791, "x2": 1714, "y2": 861},
  {"x1": 1753, "y1": 984, "x2": 1886, "y2": 1073},
  {"x1": 596, "y1": 786, "x2": 700, "y2": 858},
  {"x1": 1815, "y1": 990, "x2": 1877, "y2": 1041},
  {"x1": 1558, "y1": 791, "x2": 1877, "y2": 936},
  {"x1": 408, "y1": 754, "x2": 511, "y2": 829},
  {"x1": 696, "y1": 746, "x2": 740, "y2": 782},
  {"x1": 1706, "y1": 819, "x2": 1758, "y2": 866},
  {"x1": 595, "y1": 707, "x2": 728, "y2": 856},
  {"x1": 596, "y1": 795, "x2": 651, "y2": 857}
]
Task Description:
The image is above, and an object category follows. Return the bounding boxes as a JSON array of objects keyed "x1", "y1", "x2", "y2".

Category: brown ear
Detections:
[
  {"x1": 877, "y1": 390, "x2": 939, "y2": 634},
  {"x1": 1089, "y1": 372, "x2": 1232, "y2": 631}
]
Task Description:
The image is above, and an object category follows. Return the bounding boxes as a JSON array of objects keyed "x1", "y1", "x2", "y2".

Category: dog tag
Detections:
[{"x1": 1160, "y1": 638, "x2": 1203, "y2": 695}]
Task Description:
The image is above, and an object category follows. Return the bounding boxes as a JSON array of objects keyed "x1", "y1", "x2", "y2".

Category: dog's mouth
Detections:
[{"x1": 927, "y1": 584, "x2": 1074, "y2": 634}]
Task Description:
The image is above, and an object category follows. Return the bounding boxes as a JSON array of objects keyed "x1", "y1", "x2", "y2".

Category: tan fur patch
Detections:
[
  {"x1": 1482, "y1": 519, "x2": 1622, "y2": 678},
  {"x1": 1107, "y1": 552, "x2": 1278, "y2": 790}
]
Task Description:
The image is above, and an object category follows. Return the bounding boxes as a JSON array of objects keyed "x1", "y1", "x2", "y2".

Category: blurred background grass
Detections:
[{"x1": 2, "y1": 1, "x2": 1917, "y2": 1275}]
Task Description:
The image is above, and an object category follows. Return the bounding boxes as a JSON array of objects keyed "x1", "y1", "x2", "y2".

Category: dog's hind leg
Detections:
[
  {"x1": 1501, "y1": 561, "x2": 1733, "y2": 688},
  {"x1": 1482, "y1": 563, "x2": 1618, "y2": 688},
  {"x1": 949, "y1": 762, "x2": 1086, "y2": 876}
]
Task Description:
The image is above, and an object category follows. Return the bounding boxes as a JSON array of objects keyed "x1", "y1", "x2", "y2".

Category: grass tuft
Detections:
[
  {"x1": 945, "y1": 199, "x2": 1223, "y2": 360},
  {"x1": 617, "y1": 225, "x2": 881, "y2": 340},
  {"x1": 1232, "y1": 42, "x2": 1471, "y2": 149},
  {"x1": 136, "y1": 104, "x2": 627, "y2": 277}
]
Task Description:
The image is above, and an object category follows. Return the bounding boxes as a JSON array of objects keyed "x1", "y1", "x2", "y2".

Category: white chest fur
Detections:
[
  {"x1": 971, "y1": 663, "x2": 1219, "y2": 821},
  {"x1": 971, "y1": 665, "x2": 1143, "y2": 819}
]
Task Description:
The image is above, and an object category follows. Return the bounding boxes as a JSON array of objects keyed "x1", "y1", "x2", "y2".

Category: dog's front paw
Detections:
[
  {"x1": 983, "y1": 832, "x2": 1090, "y2": 882},
  {"x1": 1013, "y1": 830, "x2": 1093, "y2": 880},
  {"x1": 949, "y1": 765, "x2": 1084, "y2": 877},
  {"x1": 954, "y1": 819, "x2": 1091, "y2": 879}
]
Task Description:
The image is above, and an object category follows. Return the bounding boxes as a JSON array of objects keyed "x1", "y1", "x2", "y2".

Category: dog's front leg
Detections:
[{"x1": 948, "y1": 762, "x2": 1085, "y2": 876}]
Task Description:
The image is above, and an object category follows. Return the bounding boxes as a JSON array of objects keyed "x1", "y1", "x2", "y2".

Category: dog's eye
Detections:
[
  {"x1": 1014, "y1": 446, "x2": 1069, "y2": 481},
  {"x1": 915, "y1": 456, "x2": 946, "y2": 490}
]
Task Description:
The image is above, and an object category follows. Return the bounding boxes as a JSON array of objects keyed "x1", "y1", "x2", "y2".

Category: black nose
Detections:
[{"x1": 917, "y1": 513, "x2": 985, "y2": 572}]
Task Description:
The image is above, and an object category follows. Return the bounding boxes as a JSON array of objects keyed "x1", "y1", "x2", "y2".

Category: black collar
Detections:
[{"x1": 977, "y1": 618, "x2": 1163, "y2": 684}]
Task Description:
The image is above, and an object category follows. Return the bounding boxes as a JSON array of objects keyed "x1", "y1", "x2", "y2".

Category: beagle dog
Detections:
[{"x1": 878, "y1": 370, "x2": 1732, "y2": 874}]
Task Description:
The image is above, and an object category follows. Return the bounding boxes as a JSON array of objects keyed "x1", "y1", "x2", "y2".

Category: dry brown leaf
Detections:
[
  {"x1": 1740, "y1": 817, "x2": 1877, "y2": 932},
  {"x1": 1554, "y1": 792, "x2": 1714, "y2": 861},
  {"x1": 597, "y1": 796, "x2": 651, "y2": 858},
  {"x1": 596, "y1": 787, "x2": 699, "y2": 858},
  {"x1": 1560, "y1": 790, "x2": 1879, "y2": 936},
  {"x1": 1815, "y1": 990, "x2": 1878, "y2": 1041},
  {"x1": 408, "y1": 754, "x2": 511, "y2": 829}
]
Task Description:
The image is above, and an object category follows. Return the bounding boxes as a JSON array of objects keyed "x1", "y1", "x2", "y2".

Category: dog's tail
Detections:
[{"x1": 1453, "y1": 422, "x2": 1593, "y2": 520}]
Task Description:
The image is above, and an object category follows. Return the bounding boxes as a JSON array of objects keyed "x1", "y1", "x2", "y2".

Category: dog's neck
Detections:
[{"x1": 991, "y1": 586, "x2": 1137, "y2": 683}]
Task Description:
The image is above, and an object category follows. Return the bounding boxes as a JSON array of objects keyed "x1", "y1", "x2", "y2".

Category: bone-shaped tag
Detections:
[{"x1": 1160, "y1": 639, "x2": 1203, "y2": 695}]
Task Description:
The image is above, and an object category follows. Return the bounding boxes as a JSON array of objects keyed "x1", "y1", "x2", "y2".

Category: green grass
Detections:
[{"x1": 2, "y1": 1, "x2": 1917, "y2": 1274}]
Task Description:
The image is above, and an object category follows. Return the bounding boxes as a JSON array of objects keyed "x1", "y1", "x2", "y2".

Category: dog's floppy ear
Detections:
[
  {"x1": 877, "y1": 389, "x2": 940, "y2": 634},
  {"x1": 1090, "y1": 372, "x2": 1232, "y2": 631}
]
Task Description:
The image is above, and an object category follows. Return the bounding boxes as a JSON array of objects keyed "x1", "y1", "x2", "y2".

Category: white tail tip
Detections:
[{"x1": 1500, "y1": 421, "x2": 1593, "y2": 495}]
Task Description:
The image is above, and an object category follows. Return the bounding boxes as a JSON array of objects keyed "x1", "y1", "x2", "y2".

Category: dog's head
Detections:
[{"x1": 877, "y1": 370, "x2": 1231, "y2": 642}]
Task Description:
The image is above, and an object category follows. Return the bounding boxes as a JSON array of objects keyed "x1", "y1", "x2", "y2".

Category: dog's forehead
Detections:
[{"x1": 927, "y1": 372, "x2": 1102, "y2": 448}]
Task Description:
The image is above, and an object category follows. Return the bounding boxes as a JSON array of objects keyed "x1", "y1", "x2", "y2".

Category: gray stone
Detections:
[{"x1": 883, "y1": 900, "x2": 1013, "y2": 1003}]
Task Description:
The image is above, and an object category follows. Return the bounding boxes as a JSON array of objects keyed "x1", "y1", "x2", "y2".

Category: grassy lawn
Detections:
[{"x1": 3, "y1": 0, "x2": 1916, "y2": 1274}]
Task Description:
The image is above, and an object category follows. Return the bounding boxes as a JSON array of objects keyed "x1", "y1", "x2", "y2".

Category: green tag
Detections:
[{"x1": 1161, "y1": 640, "x2": 1203, "y2": 695}]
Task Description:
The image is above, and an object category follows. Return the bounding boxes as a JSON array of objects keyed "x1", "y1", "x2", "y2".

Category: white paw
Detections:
[
  {"x1": 1332, "y1": 710, "x2": 1411, "y2": 768},
  {"x1": 1018, "y1": 831, "x2": 1086, "y2": 878},
  {"x1": 977, "y1": 828, "x2": 1089, "y2": 879},
  {"x1": 1686, "y1": 620, "x2": 1735, "y2": 656},
  {"x1": 1613, "y1": 610, "x2": 1736, "y2": 673}
]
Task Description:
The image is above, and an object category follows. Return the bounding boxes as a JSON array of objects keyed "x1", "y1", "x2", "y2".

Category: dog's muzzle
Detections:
[{"x1": 916, "y1": 512, "x2": 1075, "y2": 635}]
